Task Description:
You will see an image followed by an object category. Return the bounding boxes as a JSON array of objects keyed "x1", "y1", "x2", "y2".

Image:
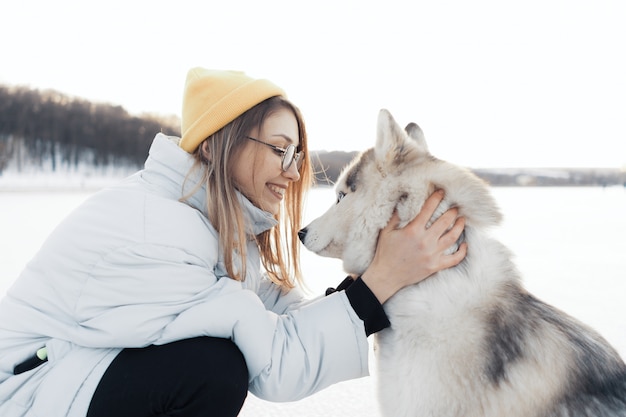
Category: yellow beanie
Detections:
[{"x1": 179, "y1": 67, "x2": 286, "y2": 153}]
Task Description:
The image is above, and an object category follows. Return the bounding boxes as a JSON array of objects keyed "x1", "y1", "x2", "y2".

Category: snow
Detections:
[{"x1": 1, "y1": 185, "x2": 625, "y2": 416}]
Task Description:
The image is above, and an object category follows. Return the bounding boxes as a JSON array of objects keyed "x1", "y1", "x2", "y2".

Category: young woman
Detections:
[{"x1": 0, "y1": 68, "x2": 466, "y2": 416}]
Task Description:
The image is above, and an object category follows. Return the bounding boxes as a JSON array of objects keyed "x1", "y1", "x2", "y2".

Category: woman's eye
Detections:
[{"x1": 336, "y1": 191, "x2": 346, "y2": 204}]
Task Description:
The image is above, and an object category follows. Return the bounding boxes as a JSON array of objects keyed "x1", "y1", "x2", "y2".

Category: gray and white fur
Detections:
[{"x1": 299, "y1": 109, "x2": 626, "y2": 417}]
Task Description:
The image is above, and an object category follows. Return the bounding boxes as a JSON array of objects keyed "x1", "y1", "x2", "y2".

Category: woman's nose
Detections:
[{"x1": 283, "y1": 161, "x2": 301, "y2": 181}]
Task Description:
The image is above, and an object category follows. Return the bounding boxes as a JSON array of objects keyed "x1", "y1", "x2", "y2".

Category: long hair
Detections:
[{"x1": 184, "y1": 96, "x2": 312, "y2": 291}]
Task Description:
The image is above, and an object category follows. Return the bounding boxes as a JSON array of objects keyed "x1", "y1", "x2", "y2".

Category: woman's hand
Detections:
[{"x1": 360, "y1": 190, "x2": 467, "y2": 304}]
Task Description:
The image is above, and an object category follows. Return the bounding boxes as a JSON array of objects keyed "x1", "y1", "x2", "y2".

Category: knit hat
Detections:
[{"x1": 179, "y1": 67, "x2": 286, "y2": 153}]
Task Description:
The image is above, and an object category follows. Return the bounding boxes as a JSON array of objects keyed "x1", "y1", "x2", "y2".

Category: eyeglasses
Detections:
[{"x1": 245, "y1": 136, "x2": 303, "y2": 172}]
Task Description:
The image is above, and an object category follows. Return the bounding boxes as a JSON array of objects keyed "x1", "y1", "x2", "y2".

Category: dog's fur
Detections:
[{"x1": 299, "y1": 109, "x2": 626, "y2": 417}]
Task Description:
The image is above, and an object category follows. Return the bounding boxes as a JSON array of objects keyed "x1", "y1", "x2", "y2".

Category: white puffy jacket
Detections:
[{"x1": 0, "y1": 133, "x2": 370, "y2": 416}]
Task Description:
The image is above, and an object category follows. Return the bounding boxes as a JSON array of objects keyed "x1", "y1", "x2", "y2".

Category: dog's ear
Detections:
[
  {"x1": 375, "y1": 109, "x2": 417, "y2": 168},
  {"x1": 405, "y1": 122, "x2": 428, "y2": 152}
]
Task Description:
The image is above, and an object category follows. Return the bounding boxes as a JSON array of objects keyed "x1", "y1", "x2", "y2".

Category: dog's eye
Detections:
[{"x1": 336, "y1": 191, "x2": 346, "y2": 204}]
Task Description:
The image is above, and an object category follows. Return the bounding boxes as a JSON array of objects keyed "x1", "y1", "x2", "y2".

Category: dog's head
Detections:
[{"x1": 299, "y1": 109, "x2": 502, "y2": 275}]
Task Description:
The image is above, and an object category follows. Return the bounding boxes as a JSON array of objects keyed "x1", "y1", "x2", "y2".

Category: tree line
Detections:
[
  {"x1": 0, "y1": 85, "x2": 179, "y2": 174},
  {"x1": 0, "y1": 84, "x2": 354, "y2": 184},
  {"x1": 3, "y1": 85, "x2": 619, "y2": 186}
]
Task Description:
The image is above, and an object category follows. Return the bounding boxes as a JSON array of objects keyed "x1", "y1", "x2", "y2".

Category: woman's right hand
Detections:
[{"x1": 360, "y1": 190, "x2": 467, "y2": 304}]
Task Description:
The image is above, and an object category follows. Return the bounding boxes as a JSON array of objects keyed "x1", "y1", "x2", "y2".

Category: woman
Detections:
[{"x1": 0, "y1": 68, "x2": 466, "y2": 416}]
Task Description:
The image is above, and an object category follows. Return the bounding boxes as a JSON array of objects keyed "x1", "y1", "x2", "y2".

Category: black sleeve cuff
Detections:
[
  {"x1": 325, "y1": 276, "x2": 355, "y2": 296},
  {"x1": 328, "y1": 276, "x2": 390, "y2": 336}
]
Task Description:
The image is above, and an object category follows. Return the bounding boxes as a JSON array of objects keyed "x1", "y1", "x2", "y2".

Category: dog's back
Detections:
[{"x1": 300, "y1": 109, "x2": 626, "y2": 416}]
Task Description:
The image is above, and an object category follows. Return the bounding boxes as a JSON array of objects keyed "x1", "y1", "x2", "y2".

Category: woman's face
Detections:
[{"x1": 232, "y1": 108, "x2": 301, "y2": 215}]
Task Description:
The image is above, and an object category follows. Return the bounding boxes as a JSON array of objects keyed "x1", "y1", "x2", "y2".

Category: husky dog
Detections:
[{"x1": 299, "y1": 109, "x2": 626, "y2": 417}]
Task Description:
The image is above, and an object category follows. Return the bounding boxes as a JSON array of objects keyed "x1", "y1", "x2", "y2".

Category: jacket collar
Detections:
[{"x1": 143, "y1": 133, "x2": 278, "y2": 236}]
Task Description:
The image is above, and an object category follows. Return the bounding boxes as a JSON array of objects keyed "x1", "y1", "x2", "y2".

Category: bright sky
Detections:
[{"x1": 2, "y1": 0, "x2": 625, "y2": 168}]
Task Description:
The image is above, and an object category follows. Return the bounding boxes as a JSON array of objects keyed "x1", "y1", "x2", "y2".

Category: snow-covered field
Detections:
[{"x1": 1, "y1": 185, "x2": 625, "y2": 416}]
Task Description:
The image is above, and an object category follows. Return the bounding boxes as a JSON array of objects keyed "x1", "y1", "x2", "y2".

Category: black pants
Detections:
[{"x1": 87, "y1": 337, "x2": 248, "y2": 417}]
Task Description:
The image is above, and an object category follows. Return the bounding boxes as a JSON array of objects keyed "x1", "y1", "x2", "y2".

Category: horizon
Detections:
[{"x1": 4, "y1": 82, "x2": 626, "y2": 171}]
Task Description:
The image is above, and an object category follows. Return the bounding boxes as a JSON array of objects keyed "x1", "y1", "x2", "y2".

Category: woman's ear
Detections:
[{"x1": 200, "y1": 140, "x2": 212, "y2": 162}]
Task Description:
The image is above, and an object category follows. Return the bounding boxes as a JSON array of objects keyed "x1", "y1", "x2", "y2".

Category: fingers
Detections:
[
  {"x1": 392, "y1": 189, "x2": 465, "y2": 248},
  {"x1": 413, "y1": 189, "x2": 445, "y2": 226},
  {"x1": 401, "y1": 190, "x2": 459, "y2": 239},
  {"x1": 428, "y1": 205, "x2": 459, "y2": 237},
  {"x1": 383, "y1": 210, "x2": 401, "y2": 232},
  {"x1": 438, "y1": 216, "x2": 465, "y2": 248},
  {"x1": 441, "y1": 242, "x2": 468, "y2": 269}
]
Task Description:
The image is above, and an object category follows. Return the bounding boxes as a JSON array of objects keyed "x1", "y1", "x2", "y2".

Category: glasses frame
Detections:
[{"x1": 244, "y1": 136, "x2": 303, "y2": 172}]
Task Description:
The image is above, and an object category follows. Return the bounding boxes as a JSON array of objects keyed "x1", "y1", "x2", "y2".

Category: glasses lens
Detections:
[
  {"x1": 282, "y1": 145, "x2": 296, "y2": 171},
  {"x1": 294, "y1": 151, "x2": 303, "y2": 170}
]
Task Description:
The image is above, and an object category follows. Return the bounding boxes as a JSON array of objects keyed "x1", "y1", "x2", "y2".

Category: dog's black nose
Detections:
[{"x1": 298, "y1": 228, "x2": 307, "y2": 243}]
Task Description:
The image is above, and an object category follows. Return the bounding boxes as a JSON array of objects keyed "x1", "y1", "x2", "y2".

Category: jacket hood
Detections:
[{"x1": 143, "y1": 133, "x2": 278, "y2": 236}]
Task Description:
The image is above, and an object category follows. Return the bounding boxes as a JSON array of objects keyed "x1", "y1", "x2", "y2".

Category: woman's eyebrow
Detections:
[{"x1": 270, "y1": 134, "x2": 295, "y2": 144}]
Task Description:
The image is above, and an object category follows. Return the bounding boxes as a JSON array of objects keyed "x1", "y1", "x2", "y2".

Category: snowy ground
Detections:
[{"x1": 1, "y1": 184, "x2": 625, "y2": 416}]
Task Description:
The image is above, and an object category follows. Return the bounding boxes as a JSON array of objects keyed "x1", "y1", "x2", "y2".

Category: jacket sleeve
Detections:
[
  {"x1": 157, "y1": 277, "x2": 370, "y2": 402},
  {"x1": 256, "y1": 274, "x2": 313, "y2": 314},
  {"x1": 71, "y1": 243, "x2": 227, "y2": 347},
  {"x1": 327, "y1": 276, "x2": 391, "y2": 336},
  {"x1": 74, "y1": 244, "x2": 369, "y2": 402},
  {"x1": 259, "y1": 275, "x2": 390, "y2": 335}
]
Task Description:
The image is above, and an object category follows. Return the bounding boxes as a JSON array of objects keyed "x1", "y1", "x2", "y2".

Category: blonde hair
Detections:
[{"x1": 184, "y1": 96, "x2": 312, "y2": 291}]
